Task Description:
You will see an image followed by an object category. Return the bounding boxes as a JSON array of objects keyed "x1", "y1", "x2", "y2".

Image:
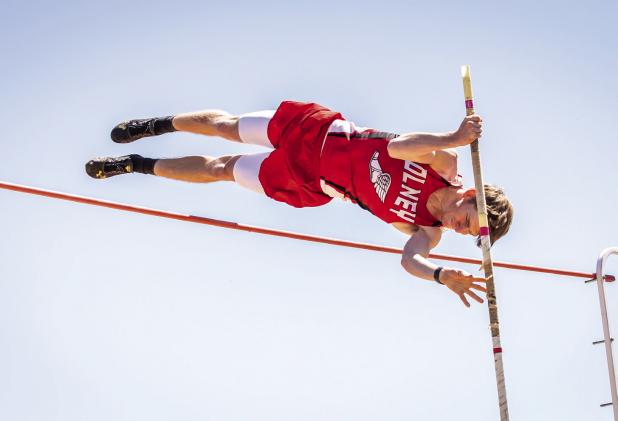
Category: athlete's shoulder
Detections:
[{"x1": 429, "y1": 148, "x2": 459, "y2": 183}]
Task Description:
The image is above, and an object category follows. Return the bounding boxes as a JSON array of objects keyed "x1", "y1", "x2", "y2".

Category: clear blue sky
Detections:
[{"x1": 1, "y1": 1, "x2": 617, "y2": 420}]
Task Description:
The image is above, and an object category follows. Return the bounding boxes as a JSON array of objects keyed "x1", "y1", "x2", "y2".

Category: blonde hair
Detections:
[{"x1": 474, "y1": 184, "x2": 514, "y2": 247}]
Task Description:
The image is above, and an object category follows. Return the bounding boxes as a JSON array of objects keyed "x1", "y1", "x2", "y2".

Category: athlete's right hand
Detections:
[
  {"x1": 439, "y1": 267, "x2": 487, "y2": 307},
  {"x1": 452, "y1": 115, "x2": 483, "y2": 147}
]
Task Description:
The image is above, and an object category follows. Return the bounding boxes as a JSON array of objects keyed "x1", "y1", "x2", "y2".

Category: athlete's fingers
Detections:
[
  {"x1": 470, "y1": 283, "x2": 487, "y2": 293},
  {"x1": 471, "y1": 276, "x2": 487, "y2": 283},
  {"x1": 470, "y1": 283, "x2": 487, "y2": 292},
  {"x1": 467, "y1": 290, "x2": 484, "y2": 304},
  {"x1": 459, "y1": 293, "x2": 471, "y2": 308}
]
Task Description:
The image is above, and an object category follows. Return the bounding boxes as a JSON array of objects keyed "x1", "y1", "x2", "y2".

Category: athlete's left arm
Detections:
[
  {"x1": 401, "y1": 226, "x2": 487, "y2": 307},
  {"x1": 387, "y1": 115, "x2": 482, "y2": 163}
]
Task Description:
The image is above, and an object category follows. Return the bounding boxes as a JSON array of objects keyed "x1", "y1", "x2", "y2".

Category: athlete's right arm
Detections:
[
  {"x1": 401, "y1": 226, "x2": 487, "y2": 307},
  {"x1": 387, "y1": 115, "x2": 482, "y2": 163}
]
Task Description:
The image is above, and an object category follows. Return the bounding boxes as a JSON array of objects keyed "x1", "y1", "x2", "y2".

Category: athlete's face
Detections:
[{"x1": 442, "y1": 195, "x2": 480, "y2": 236}]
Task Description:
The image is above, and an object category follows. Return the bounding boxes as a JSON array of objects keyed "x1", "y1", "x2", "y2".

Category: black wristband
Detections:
[{"x1": 433, "y1": 267, "x2": 444, "y2": 284}]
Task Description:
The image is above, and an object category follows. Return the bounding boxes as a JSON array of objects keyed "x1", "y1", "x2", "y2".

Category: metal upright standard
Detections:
[
  {"x1": 461, "y1": 65, "x2": 510, "y2": 421},
  {"x1": 595, "y1": 248, "x2": 618, "y2": 419}
]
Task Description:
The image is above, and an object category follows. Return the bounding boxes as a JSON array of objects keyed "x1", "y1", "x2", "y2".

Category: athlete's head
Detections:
[{"x1": 440, "y1": 184, "x2": 513, "y2": 246}]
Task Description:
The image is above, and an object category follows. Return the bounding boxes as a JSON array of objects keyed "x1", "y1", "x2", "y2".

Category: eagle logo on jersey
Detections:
[{"x1": 369, "y1": 151, "x2": 391, "y2": 202}]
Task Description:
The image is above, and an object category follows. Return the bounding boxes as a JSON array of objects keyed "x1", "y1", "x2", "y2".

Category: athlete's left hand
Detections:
[{"x1": 439, "y1": 268, "x2": 487, "y2": 307}]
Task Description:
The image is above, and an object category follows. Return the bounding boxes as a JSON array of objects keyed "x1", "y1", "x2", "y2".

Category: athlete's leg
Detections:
[
  {"x1": 111, "y1": 109, "x2": 276, "y2": 148},
  {"x1": 86, "y1": 152, "x2": 269, "y2": 195},
  {"x1": 154, "y1": 152, "x2": 269, "y2": 193}
]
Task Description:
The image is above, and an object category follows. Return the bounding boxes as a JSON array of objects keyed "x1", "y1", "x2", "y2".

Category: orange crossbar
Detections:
[{"x1": 0, "y1": 181, "x2": 612, "y2": 281}]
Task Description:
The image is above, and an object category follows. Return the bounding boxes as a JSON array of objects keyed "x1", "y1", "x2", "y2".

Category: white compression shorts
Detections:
[{"x1": 232, "y1": 110, "x2": 276, "y2": 194}]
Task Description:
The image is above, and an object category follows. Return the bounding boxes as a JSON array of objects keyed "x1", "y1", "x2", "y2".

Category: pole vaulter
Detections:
[
  {"x1": 462, "y1": 65, "x2": 509, "y2": 420},
  {"x1": 84, "y1": 87, "x2": 509, "y2": 309}
]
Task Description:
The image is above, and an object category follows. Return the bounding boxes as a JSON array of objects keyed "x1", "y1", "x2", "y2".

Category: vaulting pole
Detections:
[{"x1": 461, "y1": 65, "x2": 510, "y2": 420}]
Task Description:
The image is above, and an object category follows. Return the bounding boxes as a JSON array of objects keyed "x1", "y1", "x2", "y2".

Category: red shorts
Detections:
[{"x1": 258, "y1": 101, "x2": 343, "y2": 208}]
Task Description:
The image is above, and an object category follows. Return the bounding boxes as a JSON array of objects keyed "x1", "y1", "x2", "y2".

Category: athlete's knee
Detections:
[
  {"x1": 206, "y1": 155, "x2": 239, "y2": 181},
  {"x1": 214, "y1": 115, "x2": 240, "y2": 141},
  {"x1": 223, "y1": 155, "x2": 241, "y2": 181}
]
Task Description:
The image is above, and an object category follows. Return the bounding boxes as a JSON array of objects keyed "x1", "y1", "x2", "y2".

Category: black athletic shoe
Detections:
[
  {"x1": 111, "y1": 118, "x2": 157, "y2": 143},
  {"x1": 85, "y1": 155, "x2": 134, "y2": 179}
]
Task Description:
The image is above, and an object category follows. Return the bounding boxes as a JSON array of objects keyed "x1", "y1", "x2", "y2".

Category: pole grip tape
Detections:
[
  {"x1": 479, "y1": 213, "x2": 489, "y2": 228},
  {"x1": 479, "y1": 213, "x2": 490, "y2": 240}
]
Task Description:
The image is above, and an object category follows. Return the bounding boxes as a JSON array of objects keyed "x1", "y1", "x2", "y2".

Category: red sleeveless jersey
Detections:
[
  {"x1": 319, "y1": 130, "x2": 458, "y2": 227},
  {"x1": 259, "y1": 101, "x2": 460, "y2": 227}
]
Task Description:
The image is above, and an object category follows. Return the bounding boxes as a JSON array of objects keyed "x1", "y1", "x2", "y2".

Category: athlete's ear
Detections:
[{"x1": 463, "y1": 188, "x2": 476, "y2": 200}]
